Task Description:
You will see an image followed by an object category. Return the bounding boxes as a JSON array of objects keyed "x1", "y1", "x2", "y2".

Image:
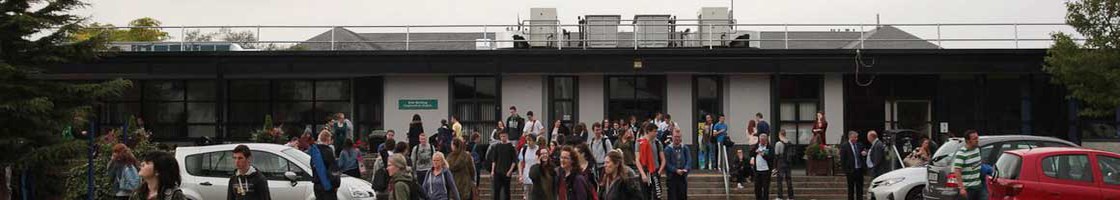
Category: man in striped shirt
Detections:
[{"x1": 952, "y1": 130, "x2": 987, "y2": 200}]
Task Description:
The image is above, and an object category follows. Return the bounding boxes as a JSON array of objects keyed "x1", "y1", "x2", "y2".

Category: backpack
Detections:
[
  {"x1": 370, "y1": 157, "x2": 390, "y2": 191},
  {"x1": 119, "y1": 165, "x2": 141, "y2": 191},
  {"x1": 394, "y1": 177, "x2": 427, "y2": 200}
]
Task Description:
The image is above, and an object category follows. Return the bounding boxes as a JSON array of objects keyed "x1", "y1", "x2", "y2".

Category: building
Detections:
[{"x1": 42, "y1": 8, "x2": 1120, "y2": 157}]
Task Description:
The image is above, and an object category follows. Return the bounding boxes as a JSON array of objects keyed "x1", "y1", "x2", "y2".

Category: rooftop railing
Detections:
[{"x1": 84, "y1": 22, "x2": 1085, "y2": 51}]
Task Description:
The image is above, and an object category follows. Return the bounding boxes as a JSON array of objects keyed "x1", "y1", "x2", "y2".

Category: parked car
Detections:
[
  {"x1": 989, "y1": 147, "x2": 1120, "y2": 200},
  {"x1": 176, "y1": 143, "x2": 376, "y2": 200},
  {"x1": 923, "y1": 135, "x2": 1077, "y2": 200},
  {"x1": 869, "y1": 165, "x2": 928, "y2": 200}
]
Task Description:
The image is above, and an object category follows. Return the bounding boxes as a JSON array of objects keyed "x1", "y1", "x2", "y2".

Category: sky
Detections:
[{"x1": 72, "y1": 0, "x2": 1076, "y2": 48}]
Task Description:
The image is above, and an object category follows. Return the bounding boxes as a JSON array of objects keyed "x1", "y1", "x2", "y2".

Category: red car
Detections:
[{"x1": 989, "y1": 147, "x2": 1120, "y2": 200}]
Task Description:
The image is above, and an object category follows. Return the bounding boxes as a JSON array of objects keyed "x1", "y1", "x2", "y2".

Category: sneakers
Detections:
[{"x1": 736, "y1": 183, "x2": 744, "y2": 189}]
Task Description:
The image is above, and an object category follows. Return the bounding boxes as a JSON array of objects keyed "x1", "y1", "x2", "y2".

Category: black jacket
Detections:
[
  {"x1": 749, "y1": 143, "x2": 775, "y2": 171},
  {"x1": 869, "y1": 140, "x2": 888, "y2": 175},
  {"x1": 227, "y1": 166, "x2": 271, "y2": 200},
  {"x1": 840, "y1": 141, "x2": 866, "y2": 174},
  {"x1": 599, "y1": 169, "x2": 646, "y2": 200}
]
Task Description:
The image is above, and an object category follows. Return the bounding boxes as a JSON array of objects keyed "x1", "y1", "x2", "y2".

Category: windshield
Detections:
[
  {"x1": 282, "y1": 148, "x2": 312, "y2": 167},
  {"x1": 932, "y1": 140, "x2": 964, "y2": 162}
]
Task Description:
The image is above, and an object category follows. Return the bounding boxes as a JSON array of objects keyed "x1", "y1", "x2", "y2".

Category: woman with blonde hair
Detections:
[{"x1": 422, "y1": 152, "x2": 460, "y2": 200}]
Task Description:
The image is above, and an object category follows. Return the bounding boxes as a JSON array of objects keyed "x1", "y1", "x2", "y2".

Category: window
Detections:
[
  {"x1": 251, "y1": 151, "x2": 305, "y2": 181},
  {"x1": 694, "y1": 76, "x2": 722, "y2": 144},
  {"x1": 549, "y1": 76, "x2": 578, "y2": 126},
  {"x1": 980, "y1": 145, "x2": 996, "y2": 164},
  {"x1": 1041, "y1": 154, "x2": 1093, "y2": 182},
  {"x1": 990, "y1": 141, "x2": 1040, "y2": 163},
  {"x1": 778, "y1": 75, "x2": 821, "y2": 145},
  {"x1": 142, "y1": 80, "x2": 218, "y2": 139},
  {"x1": 184, "y1": 151, "x2": 236, "y2": 178},
  {"x1": 994, "y1": 153, "x2": 1022, "y2": 180},
  {"x1": 227, "y1": 79, "x2": 355, "y2": 140},
  {"x1": 452, "y1": 76, "x2": 499, "y2": 136},
  {"x1": 607, "y1": 76, "x2": 665, "y2": 121},
  {"x1": 1098, "y1": 156, "x2": 1120, "y2": 185}
]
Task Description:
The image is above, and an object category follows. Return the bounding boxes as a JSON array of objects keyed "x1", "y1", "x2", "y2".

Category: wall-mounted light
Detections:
[{"x1": 633, "y1": 58, "x2": 643, "y2": 69}]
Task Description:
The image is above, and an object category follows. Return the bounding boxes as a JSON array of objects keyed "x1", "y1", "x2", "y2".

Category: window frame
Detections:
[
  {"x1": 604, "y1": 75, "x2": 667, "y2": 121},
  {"x1": 693, "y1": 75, "x2": 723, "y2": 145},
  {"x1": 450, "y1": 76, "x2": 501, "y2": 136},
  {"x1": 548, "y1": 76, "x2": 579, "y2": 126}
]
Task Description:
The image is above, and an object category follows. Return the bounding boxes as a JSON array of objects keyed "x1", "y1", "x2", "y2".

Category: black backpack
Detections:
[{"x1": 394, "y1": 177, "x2": 427, "y2": 200}]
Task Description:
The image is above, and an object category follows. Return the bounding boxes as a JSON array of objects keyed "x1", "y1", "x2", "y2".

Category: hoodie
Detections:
[
  {"x1": 227, "y1": 166, "x2": 271, "y2": 200},
  {"x1": 391, "y1": 169, "x2": 416, "y2": 200}
]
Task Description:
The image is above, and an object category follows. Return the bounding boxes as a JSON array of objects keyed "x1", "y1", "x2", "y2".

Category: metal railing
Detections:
[{"x1": 85, "y1": 22, "x2": 1085, "y2": 51}]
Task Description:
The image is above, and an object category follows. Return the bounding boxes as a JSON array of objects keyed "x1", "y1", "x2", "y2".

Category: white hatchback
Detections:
[{"x1": 175, "y1": 143, "x2": 376, "y2": 200}]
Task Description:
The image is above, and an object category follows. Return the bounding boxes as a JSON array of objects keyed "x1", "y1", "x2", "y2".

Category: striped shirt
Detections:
[{"x1": 952, "y1": 146, "x2": 983, "y2": 188}]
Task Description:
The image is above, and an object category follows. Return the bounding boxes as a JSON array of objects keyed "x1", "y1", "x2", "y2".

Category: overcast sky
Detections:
[{"x1": 73, "y1": 0, "x2": 1075, "y2": 48}]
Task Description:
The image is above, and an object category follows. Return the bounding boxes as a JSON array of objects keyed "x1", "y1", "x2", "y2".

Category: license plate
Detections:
[{"x1": 928, "y1": 172, "x2": 938, "y2": 183}]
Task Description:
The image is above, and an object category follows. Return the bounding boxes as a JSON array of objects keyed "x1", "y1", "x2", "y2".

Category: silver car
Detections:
[{"x1": 923, "y1": 135, "x2": 1076, "y2": 200}]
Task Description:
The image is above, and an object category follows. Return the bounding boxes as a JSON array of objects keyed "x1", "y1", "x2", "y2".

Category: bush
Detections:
[{"x1": 63, "y1": 116, "x2": 160, "y2": 199}]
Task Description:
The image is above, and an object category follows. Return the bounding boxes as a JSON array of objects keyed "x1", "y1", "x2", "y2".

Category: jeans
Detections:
[
  {"x1": 754, "y1": 170, "x2": 771, "y2": 200},
  {"x1": 776, "y1": 164, "x2": 794, "y2": 199},
  {"x1": 492, "y1": 174, "x2": 511, "y2": 200},
  {"x1": 963, "y1": 187, "x2": 988, "y2": 200}
]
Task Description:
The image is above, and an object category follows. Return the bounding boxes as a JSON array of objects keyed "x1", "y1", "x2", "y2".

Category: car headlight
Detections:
[
  {"x1": 350, "y1": 186, "x2": 375, "y2": 198},
  {"x1": 879, "y1": 177, "x2": 905, "y2": 187}
]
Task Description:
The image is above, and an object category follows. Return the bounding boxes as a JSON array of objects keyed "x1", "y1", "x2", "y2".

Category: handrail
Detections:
[
  {"x1": 79, "y1": 23, "x2": 1084, "y2": 50},
  {"x1": 720, "y1": 144, "x2": 731, "y2": 200}
]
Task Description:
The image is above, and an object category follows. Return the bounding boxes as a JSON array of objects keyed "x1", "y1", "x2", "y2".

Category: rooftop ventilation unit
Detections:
[
  {"x1": 697, "y1": 7, "x2": 733, "y2": 47},
  {"x1": 633, "y1": 15, "x2": 672, "y2": 48},
  {"x1": 582, "y1": 15, "x2": 621, "y2": 48},
  {"x1": 528, "y1": 8, "x2": 558, "y2": 47}
]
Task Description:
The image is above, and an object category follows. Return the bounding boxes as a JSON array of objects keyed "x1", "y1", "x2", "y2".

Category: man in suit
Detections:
[
  {"x1": 867, "y1": 130, "x2": 888, "y2": 179},
  {"x1": 840, "y1": 131, "x2": 866, "y2": 200},
  {"x1": 749, "y1": 133, "x2": 775, "y2": 200}
]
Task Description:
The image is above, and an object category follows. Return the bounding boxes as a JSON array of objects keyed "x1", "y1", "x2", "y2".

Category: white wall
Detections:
[
  {"x1": 502, "y1": 75, "x2": 546, "y2": 125},
  {"x1": 384, "y1": 75, "x2": 449, "y2": 142},
  {"x1": 578, "y1": 75, "x2": 605, "y2": 126},
  {"x1": 667, "y1": 74, "x2": 694, "y2": 144},
  {"x1": 1084, "y1": 142, "x2": 1120, "y2": 154},
  {"x1": 823, "y1": 74, "x2": 846, "y2": 145},
  {"x1": 725, "y1": 75, "x2": 771, "y2": 143}
]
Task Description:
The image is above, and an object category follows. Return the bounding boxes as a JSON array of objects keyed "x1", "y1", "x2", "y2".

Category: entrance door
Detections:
[{"x1": 885, "y1": 100, "x2": 932, "y2": 138}]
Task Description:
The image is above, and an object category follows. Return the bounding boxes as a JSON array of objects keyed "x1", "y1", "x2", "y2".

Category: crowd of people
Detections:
[
  {"x1": 360, "y1": 106, "x2": 809, "y2": 200},
  {"x1": 99, "y1": 105, "x2": 956, "y2": 200}
]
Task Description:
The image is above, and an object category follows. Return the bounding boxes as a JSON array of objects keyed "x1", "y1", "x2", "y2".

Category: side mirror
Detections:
[{"x1": 284, "y1": 171, "x2": 299, "y2": 181}]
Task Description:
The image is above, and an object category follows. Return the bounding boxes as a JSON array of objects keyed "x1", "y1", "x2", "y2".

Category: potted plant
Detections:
[
  {"x1": 251, "y1": 115, "x2": 282, "y2": 143},
  {"x1": 804, "y1": 143, "x2": 836, "y2": 176}
]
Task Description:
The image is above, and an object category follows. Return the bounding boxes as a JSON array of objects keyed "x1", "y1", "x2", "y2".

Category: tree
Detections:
[
  {"x1": 0, "y1": 0, "x2": 132, "y2": 198},
  {"x1": 1044, "y1": 0, "x2": 1120, "y2": 117},
  {"x1": 69, "y1": 17, "x2": 170, "y2": 42}
]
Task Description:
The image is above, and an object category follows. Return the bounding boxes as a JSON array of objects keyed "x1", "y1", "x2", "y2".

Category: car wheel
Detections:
[{"x1": 905, "y1": 185, "x2": 924, "y2": 200}]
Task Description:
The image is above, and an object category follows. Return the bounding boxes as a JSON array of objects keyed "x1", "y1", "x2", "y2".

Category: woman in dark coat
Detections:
[
  {"x1": 557, "y1": 146, "x2": 591, "y2": 200},
  {"x1": 599, "y1": 150, "x2": 646, "y2": 200}
]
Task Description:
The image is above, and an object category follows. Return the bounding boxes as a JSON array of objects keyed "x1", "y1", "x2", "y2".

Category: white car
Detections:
[
  {"x1": 175, "y1": 143, "x2": 376, "y2": 200},
  {"x1": 868, "y1": 166, "x2": 926, "y2": 200}
]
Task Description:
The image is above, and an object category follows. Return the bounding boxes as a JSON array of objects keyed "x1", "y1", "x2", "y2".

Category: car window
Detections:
[
  {"x1": 251, "y1": 151, "x2": 304, "y2": 181},
  {"x1": 933, "y1": 140, "x2": 964, "y2": 162},
  {"x1": 980, "y1": 144, "x2": 996, "y2": 164},
  {"x1": 1041, "y1": 141, "x2": 1073, "y2": 147},
  {"x1": 994, "y1": 153, "x2": 1022, "y2": 180},
  {"x1": 1098, "y1": 155, "x2": 1120, "y2": 185},
  {"x1": 1041, "y1": 154, "x2": 1093, "y2": 182},
  {"x1": 184, "y1": 151, "x2": 236, "y2": 178}
]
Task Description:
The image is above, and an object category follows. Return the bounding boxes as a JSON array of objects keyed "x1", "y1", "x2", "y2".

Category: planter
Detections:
[{"x1": 806, "y1": 158, "x2": 833, "y2": 176}]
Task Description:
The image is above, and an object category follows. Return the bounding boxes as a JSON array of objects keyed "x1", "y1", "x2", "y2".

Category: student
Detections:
[
  {"x1": 228, "y1": 145, "x2": 270, "y2": 200},
  {"x1": 134, "y1": 151, "x2": 186, "y2": 200}
]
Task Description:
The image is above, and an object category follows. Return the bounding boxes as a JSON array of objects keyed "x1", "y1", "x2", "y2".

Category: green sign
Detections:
[{"x1": 399, "y1": 99, "x2": 438, "y2": 110}]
